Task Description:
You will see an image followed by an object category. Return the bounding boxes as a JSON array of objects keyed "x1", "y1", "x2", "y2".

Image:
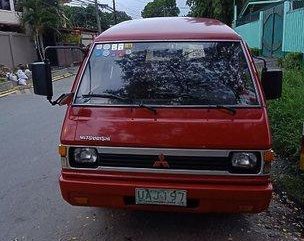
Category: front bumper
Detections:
[{"x1": 59, "y1": 170, "x2": 272, "y2": 213}]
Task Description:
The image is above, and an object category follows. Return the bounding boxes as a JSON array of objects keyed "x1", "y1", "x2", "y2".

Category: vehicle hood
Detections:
[{"x1": 61, "y1": 106, "x2": 272, "y2": 150}]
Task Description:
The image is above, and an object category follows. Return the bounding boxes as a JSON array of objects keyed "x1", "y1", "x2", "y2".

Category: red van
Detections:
[{"x1": 31, "y1": 17, "x2": 283, "y2": 213}]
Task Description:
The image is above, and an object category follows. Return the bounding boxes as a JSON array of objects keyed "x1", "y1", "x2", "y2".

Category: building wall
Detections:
[
  {"x1": 0, "y1": 10, "x2": 19, "y2": 25},
  {"x1": 234, "y1": 20, "x2": 262, "y2": 49},
  {"x1": 0, "y1": 0, "x2": 20, "y2": 25},
  {"x1": 283, "y1": 8, "x2": 304, "y2": 53},
  {"x1": 56, "y1": 48, "x2": 83, "y2": 67},
  {"x1": 0, "y1": 31, "x2": 37, "y2": 68}
]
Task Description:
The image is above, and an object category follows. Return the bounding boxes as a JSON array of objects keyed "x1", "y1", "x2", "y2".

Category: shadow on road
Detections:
[{"x1": 89, "y1": 208, "x2": 258, "y2": 241}]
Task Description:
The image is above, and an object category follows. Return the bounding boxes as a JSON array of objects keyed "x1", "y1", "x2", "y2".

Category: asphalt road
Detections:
[{"x1": 0, "y1": 76, "x2": 303, "y2": 241}]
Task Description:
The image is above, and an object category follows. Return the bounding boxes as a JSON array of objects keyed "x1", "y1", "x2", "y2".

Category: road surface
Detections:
[{"x1": 0, "y1": 76, "x2": 303, "y2": 241}]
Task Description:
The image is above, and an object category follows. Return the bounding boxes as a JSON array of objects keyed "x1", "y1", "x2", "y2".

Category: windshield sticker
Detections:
[
  {"x1": 118, "y1": 43, "x2": 124, "y2": 50},
  {"x1": 117, "y1": 50, "x2": 125, "y2": 57},
  {"x1": 111, "y1": 44, "x2": 118, "y2": 50},
  {"x1": 103, "y1": 44, "x2": 111, "y2": 50},
  {"x1": 95, "y1": 49, "x2": 103, "y2": 57},
  {"x1": 183, "y1": 46, "x2": 205, "y2": 59},
  {"x1": 96, "y1": 44, "x2": 103, "y2": 49},
  {"x1": 126, "y1": 49, "x2": 132, "y2": 55},
  {"x1": 111, "y1": 51, "x2": 116, "y2": 57},
  {"x1": 103, "y1": 50, "x2": 110, "y2": 57},
  {"x1": 124, "y1": 43, "x2": 133, "y2": 49}
]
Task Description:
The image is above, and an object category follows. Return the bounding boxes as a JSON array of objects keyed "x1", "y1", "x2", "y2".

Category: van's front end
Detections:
[{"x1": 58, "y1": 19, "x2": 275, "y2": 213}]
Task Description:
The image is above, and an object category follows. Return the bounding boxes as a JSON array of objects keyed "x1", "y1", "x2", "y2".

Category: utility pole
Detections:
[
  {"x1": 113, "y1": 0, "x2": 117, "y2": 24},
  {"x1": 95, "y1": 0, "x2": 102, "y2": 33}
]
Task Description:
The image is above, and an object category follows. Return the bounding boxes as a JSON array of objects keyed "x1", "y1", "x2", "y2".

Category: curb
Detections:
[
  {"x1": 52, "y1": 72, "x2": 75, "y2": 82},
  {"x1": 0, "y1": 72, "x2": 76, "y2": 99},
  {"x1": 0, "y1": 89, "x2": 18, "y2": 98}
]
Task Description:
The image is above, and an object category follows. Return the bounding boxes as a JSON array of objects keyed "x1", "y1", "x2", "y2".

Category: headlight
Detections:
[
  {"x1": 74, "y1": 148, "x2": 98, "y2": 163},
  {"x1": 231, "y1": 152, "x2": 257, "y2": 168},
  {"x1": 230, "y1": 152, "x2": 260, "y2": 174},
  {"x1": 69, "y1": 147, "x2": 98, "y2": 168}
]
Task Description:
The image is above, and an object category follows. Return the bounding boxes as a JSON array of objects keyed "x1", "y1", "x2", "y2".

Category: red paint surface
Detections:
[
  {"x1": 61, "y1": 107, "x2": 271, "y2": 149},
  {"x1": 59, "y1": 17, "x2": 273, "y2": 213},
  {"x1": 95, "y1": 17, "x2": 241, "y2": 42},
  {"x1": 60, "y1": 170, "x2": 272, "y2": 213}
]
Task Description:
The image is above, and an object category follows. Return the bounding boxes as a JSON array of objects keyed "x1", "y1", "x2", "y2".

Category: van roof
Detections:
[{"x1": 95, "y1": 17, "x2": 241, "y2": 42}]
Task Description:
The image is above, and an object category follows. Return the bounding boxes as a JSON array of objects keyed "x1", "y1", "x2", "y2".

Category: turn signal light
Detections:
[
  {"x1": 263, "y1": 149, "x2": 275, "y2": 162},
  {"x1": 58, "y1": 144, "x2": 67, "y2": 157},
  {"x1": 73, "y1": 196, "x2": 89, "y2": 205}
]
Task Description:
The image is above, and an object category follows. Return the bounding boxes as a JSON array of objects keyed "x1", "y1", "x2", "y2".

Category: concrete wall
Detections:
[
  {"x1": 0, "y1": 0, "x2": 20, "y2": 25},
  {"x1": 57, "y1": 48, "x2": 83, "y2": 67},
  {"x1": 0, "y1": 31, "x2": 37, "y2": 68},
  {"x1": 81, "y1": 33, "x2": 95, "y2": 47},
  {"x1": 0, "y1": 10, "x2": 20, "y2": 25}
]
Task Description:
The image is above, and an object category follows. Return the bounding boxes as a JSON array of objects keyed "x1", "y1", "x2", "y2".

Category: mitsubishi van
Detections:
[{"x1": 31, "y1": 17, "x2": 282, "y2": 213}]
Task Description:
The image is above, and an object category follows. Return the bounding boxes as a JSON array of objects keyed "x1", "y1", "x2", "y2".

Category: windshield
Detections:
[{"x1": 75, "y1": 41, "x2": 259, "y2": 106}]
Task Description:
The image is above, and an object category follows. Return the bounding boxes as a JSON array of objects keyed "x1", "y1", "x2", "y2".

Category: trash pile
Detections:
[{"x1": 0, "y1": 64, "x2": 32, "y2": 86}]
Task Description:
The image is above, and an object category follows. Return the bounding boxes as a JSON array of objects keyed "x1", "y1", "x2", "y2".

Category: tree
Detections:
[
  {"x1": 141, "y1": 0, "x2": 180, "y2": 18},
  {"x1": 62, "y1": 5, "x2": 131, "y2": 30},
  {"x1": 115, "y1": 11, "x2": 132, "y2": 25},
  {"x1": 114, "y1": 42, "x2": 251, "y2": 105},
  {"x1": 19, "y1": 0, "x2": 65, "y2": 60},
  {"x1": 186, "y1": 0, "x2": 247, "y2": 25}
]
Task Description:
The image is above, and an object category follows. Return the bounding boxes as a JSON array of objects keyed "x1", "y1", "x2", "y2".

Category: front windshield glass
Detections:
[{"x1": 75, "y1": 41, "x2": 259, "y2": 106}]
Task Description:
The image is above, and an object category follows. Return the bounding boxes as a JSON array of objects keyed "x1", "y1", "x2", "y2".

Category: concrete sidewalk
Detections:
[{"x1": 0, "y1": 66, "x2": 78, "y2": 98}]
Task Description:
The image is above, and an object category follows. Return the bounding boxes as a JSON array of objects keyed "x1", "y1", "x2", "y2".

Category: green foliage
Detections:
[
  {"x1": 62, "y1": 5, "x2": 131, "y2": 31},
  {"x1": 186, "y1": 0, "x2": 246, "y2": 25},
  {"x1": 60, "y1": 33, "x2": 81, "y2": 44},
  {"x1": 19, "y1": 0, "x2": 63, "y2": 33},
  {"x1": 115, "y1": 11, "x2": 132, "y2": 24},
  {"x1": 141, "y1": 0, "x2": 180, "y2": 18},
  {"x1": 18, "y1": 0, "x2": 65, "y2": 59},
  {"x1": 280, "y1": 52, "x2": 303, "y2": 70},
  {"x1": 277, "y1": 57, "x2": 284, "y2": 68},
  {"x1": 268, "y1": 68, "x2": 304, "y2": 158},
  {"x1": 279, "y1": 173, "x2": 304, "y2": 204},
  {"x1": 250, "y1": 48, "x2": 260, "y2": 56},
  {"x1": 272, "y1": 157, "x2": 304, "y2": 205}
]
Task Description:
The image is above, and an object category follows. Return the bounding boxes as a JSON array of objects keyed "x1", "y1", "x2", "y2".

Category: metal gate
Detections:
[{"x1": 262, "y1": 4, "x2": 284, "y2": 57}]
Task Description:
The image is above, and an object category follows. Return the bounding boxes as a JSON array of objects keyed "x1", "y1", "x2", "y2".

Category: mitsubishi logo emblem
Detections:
[{"x1": 153, "y1": 153, "x2": 170, "y2": 168}]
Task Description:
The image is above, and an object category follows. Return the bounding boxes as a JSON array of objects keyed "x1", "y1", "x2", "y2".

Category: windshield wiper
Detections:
[
  {"x1": 82, "y1": 93, "x2": 157, "y2": 115},
  {"x1": 215, "y1": 105, "x2": 236, "y2": 115},
  {"x1": 82, "y1": 93, "x2": 128, "y2": 101}
]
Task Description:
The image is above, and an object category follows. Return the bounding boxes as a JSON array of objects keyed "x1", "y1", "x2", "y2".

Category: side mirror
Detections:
[
  {"x1": 261, "y1": 69, "x2": 283, "y2": 100},
  {"x1": 31, "y1": 62, "x2": 53, "y2": 98}
]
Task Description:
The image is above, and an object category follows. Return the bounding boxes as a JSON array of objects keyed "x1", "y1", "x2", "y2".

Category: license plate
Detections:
[{"x1": 135, "y1": 188, "x2": 187, "y2": 207}]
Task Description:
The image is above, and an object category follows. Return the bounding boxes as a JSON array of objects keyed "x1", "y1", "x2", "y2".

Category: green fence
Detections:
[
  {"x1": 234, "y1": 1, "x2": 304, "y2": 56},
  {"x1": 234, "y1": 19, "x2": 262, "y2": 49},
  {"x1": 283, "y1": 7, "x2": 304, "y2": 53}
]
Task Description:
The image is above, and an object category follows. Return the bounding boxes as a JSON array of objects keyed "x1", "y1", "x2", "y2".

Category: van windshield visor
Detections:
[{"x1": 75, "y1": 41, "x2": 259, "y2": 106}]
